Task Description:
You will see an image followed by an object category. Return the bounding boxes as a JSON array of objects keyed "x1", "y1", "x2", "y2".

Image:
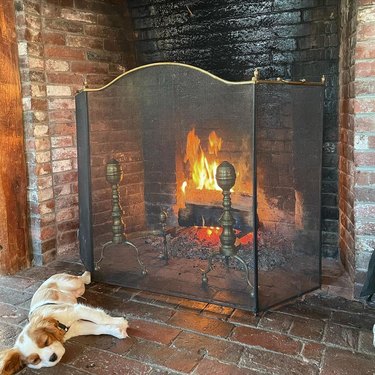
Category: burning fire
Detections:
[
  {"x1": 183, "y1": 128, "x2": 222, "y2": 191},
  {"x1": 181, "y1": 180, "x2": 187, "y2": 194},
  {"x1": 195, "y1": 226, "x2": 254, "y2": 246}
]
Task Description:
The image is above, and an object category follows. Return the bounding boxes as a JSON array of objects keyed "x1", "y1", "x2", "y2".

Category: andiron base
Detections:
[
  {"x1": 201, "y1": 250, "x2": 254, "y2": 297},
  {"x1": 95, "y1": 239, "x2": 147, "y2": 275}
]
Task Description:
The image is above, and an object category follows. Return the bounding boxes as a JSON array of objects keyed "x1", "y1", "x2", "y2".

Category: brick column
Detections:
[
  {"x1": 339, "y1": 0, "x2": 375, "y2": 297},
  {"x1": 15, "y1": 0, "x2": 52, "y2": 264},
  {"x1": 352, "y1": 1, "x2": 375, "y2": 296},
  {"x1": 14, "y1": 0, "x2": 136, "y2": 264}
]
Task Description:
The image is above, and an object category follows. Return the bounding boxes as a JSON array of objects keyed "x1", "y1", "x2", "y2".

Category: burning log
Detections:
[
  {"x1": 178, "y1": 203, "x2": 253, "y2": 231},
  {"x1": 184, "y1": 186, "x2": 253, "y2": 211}
]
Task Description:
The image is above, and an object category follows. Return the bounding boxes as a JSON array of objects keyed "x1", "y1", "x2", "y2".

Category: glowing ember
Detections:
[
  {"x1": 196, "y1": 226, "x2": 222, "y2": 244},
  {"x1": 195, "y1": 226, "x2": 254, "y2": 247},
  {"x1": 183, "y1": 128, "x2": 222, "y2": 191},
  {"x1": 237, "y1": 232, "x2": 254, "y2": 245}
]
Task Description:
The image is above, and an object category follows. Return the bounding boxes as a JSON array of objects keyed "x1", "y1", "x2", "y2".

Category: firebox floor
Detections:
[{"x1": 92, "y1": 237, "x2": 320, "y2": 312}]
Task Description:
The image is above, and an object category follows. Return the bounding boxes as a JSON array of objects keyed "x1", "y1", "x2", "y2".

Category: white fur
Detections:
[{"x1": 13, "y1": 271, "x2": 128, "y2": 370}]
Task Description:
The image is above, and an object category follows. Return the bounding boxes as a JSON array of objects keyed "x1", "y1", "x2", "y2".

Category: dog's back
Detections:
[{"x1": 30, "y1": 272, "x2": 91, "y2": 315}]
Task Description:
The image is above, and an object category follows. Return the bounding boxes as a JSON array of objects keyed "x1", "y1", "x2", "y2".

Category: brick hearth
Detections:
[{"x1": 0, "y1": 255, "x2": 374, "y2": 374}]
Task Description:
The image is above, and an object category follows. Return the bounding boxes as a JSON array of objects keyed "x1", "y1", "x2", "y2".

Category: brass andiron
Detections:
[
  {"x1": 159, "y1": 210, "x2": 169, "y2": 262},
  {"x1": 95, "y1": 159, "x2": 147, "y2": 275},
  {"x1": 201, "y1": 161, "x2": 253, "y2": 295}
]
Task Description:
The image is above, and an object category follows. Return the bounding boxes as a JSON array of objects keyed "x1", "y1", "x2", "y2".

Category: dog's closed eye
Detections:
[
  {"x1": 34, "y1": 332, "x2": 57, "y2": 348},
  {"x1": 30, "y1": 317, "x2": 65, "y2": 347},
  {"x1": 43, "y1": 336, "x2": 52, "y2": 347}
]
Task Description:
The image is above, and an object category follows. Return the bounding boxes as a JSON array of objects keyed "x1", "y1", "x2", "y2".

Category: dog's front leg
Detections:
[
  {"x1": 64, "y1": 320, "x2": 128, "y2": 341},
  {"x1": 72, "y1": 304, "x2": 126, "y2": 326}
]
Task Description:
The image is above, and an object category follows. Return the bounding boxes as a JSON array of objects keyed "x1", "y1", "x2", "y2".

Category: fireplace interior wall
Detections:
[{"x1": 126, "y1": 0, "x2": 340, "y2": 259}]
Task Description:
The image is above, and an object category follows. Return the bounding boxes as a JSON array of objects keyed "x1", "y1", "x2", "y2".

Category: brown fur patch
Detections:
[
  {"x1": 28, "y1": 317, "x2": 65, "y2": 347},
  {"x1": 25, "y1": 353, "x2": 41, "y2": 366},
  {"x1": 45, "y1": 288, "x2": 59, "y2": 301},
  {"x1": 0, "y1": 348, "x2": 25, "y2": 375}
]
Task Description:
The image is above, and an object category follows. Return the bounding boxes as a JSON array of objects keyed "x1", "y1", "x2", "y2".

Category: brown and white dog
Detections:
[{"x1": 0, "y1": 271, "x2": 128, "y2": 374}]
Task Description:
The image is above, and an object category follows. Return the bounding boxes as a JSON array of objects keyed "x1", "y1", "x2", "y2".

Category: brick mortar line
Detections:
[
  {"x1": 354, "y1": 148, "x2": 375, "y2": 153},
  {"x1": 356, "y1": 234, "x2": 375, "y2": 239},
  {"x1": 356, "y1": 166, "x2": 375, "y2": 171},
  {"x1": 355, "y1": 58, "x2": 375, "y2": 63},
  {"x1": 354, "y1": 111, "x2": 375, "y2": 117},
  {"x1": 130, "y1": 5, "x2": 314, "y2": 17},
  {"x1": 356, "y1": 93, "x2": 375, "y2": 99},
  {"x1": 357, "y1": 219, "x2": 375, "y2": 223},
  {"x1": 355, "y1": 112, "x2": 375, "y2": 117},
  {"x1": 299, "y1": 341, "x2": 318, "y2": 366},
  {"x1": 317, "y1": 345, "x2": 328, "y2": 373},
  {"x1": 131, "y1": 13, "x2": 306, "y2": 24}
]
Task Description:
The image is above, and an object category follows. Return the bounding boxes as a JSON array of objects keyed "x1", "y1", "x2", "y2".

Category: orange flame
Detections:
[
  {"x1": 208, "y1": 131, "x2": 222, "y2": 156},
  {"x1": 195, "y1": 226, "x2": 254, "y2": 246},
  {"x1": 183, "y1": 128, "x2": 222, "y2": 191},
  {"x1": 181, "y1": 181, "x2": 187, "y2": 194}
]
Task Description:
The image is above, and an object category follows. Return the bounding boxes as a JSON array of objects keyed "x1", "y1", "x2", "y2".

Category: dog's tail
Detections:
[{"x1": 81, "y1": 271, "x2": 91, "y2": 285}]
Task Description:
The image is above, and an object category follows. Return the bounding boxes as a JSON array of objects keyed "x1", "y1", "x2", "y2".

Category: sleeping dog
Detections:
[{"x1": 0, "y1": 271, "x2": 128, "y2": 374}]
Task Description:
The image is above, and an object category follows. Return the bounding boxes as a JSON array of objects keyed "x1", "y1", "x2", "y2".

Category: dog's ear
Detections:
[
  {"x1": 45, "y1": 317, "x2": 66, "y2": 343},
  {"x1": 31, "y1": 317, "x2": 66, "y2": 345},
  {"x1": 0, "y1": 348, "x2": 25, "y2": 375},
  {"x1": 29, "y1": 316, "x2": 66, "y2": 344}
]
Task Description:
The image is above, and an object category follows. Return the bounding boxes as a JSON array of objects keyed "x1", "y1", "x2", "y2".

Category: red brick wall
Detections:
[
  {"x1": 339, "y1": 0, "x2": 375, "y2": 297},
  {"x1": 352, "y1": 0, "x2": 375, "y2": 296},
  {"x1": 14, "y1": 0, "x2": 136, "y2": 264}
]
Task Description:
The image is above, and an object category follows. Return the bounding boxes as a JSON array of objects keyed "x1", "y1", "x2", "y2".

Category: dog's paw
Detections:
[
  {"x1": 113, "y1": 319, "x2": 129, "y2": 339},
  {"x1": 81, "y1": 271, "x2": 91, "y2": 284}
]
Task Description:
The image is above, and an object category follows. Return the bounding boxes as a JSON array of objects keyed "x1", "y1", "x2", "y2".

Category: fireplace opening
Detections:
[{"x1": 76, "y1": 62, "x2": 324, "y2": 312}]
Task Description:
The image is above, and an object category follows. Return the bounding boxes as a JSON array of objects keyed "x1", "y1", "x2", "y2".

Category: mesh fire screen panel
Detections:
[
  {"x1": 76, "y1": 63, "x2": 324, "y2": 313},
  {"x1": 255, "y1": 84, "x2": 323, "y2": 311}
]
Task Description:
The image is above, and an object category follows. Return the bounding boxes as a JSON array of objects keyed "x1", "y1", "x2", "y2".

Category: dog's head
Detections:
[{"x1": 1, "y1": 317, "x2": 66, "y2": 374}]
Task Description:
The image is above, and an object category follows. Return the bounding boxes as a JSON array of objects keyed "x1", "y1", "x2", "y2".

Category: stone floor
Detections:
[{"x1": 1, "y1": 254, "x2": 375, "y2": 375}]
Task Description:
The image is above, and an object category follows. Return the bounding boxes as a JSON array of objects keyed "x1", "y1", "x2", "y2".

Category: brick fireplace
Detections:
[{"x1": 4, "y1": 0, "x2": 375, "y2": 300}]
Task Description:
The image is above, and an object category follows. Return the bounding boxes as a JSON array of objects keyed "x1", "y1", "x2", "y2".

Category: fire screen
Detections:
[{"x1": 76, "y1": 63, "x2": 324, "y2": 313}]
